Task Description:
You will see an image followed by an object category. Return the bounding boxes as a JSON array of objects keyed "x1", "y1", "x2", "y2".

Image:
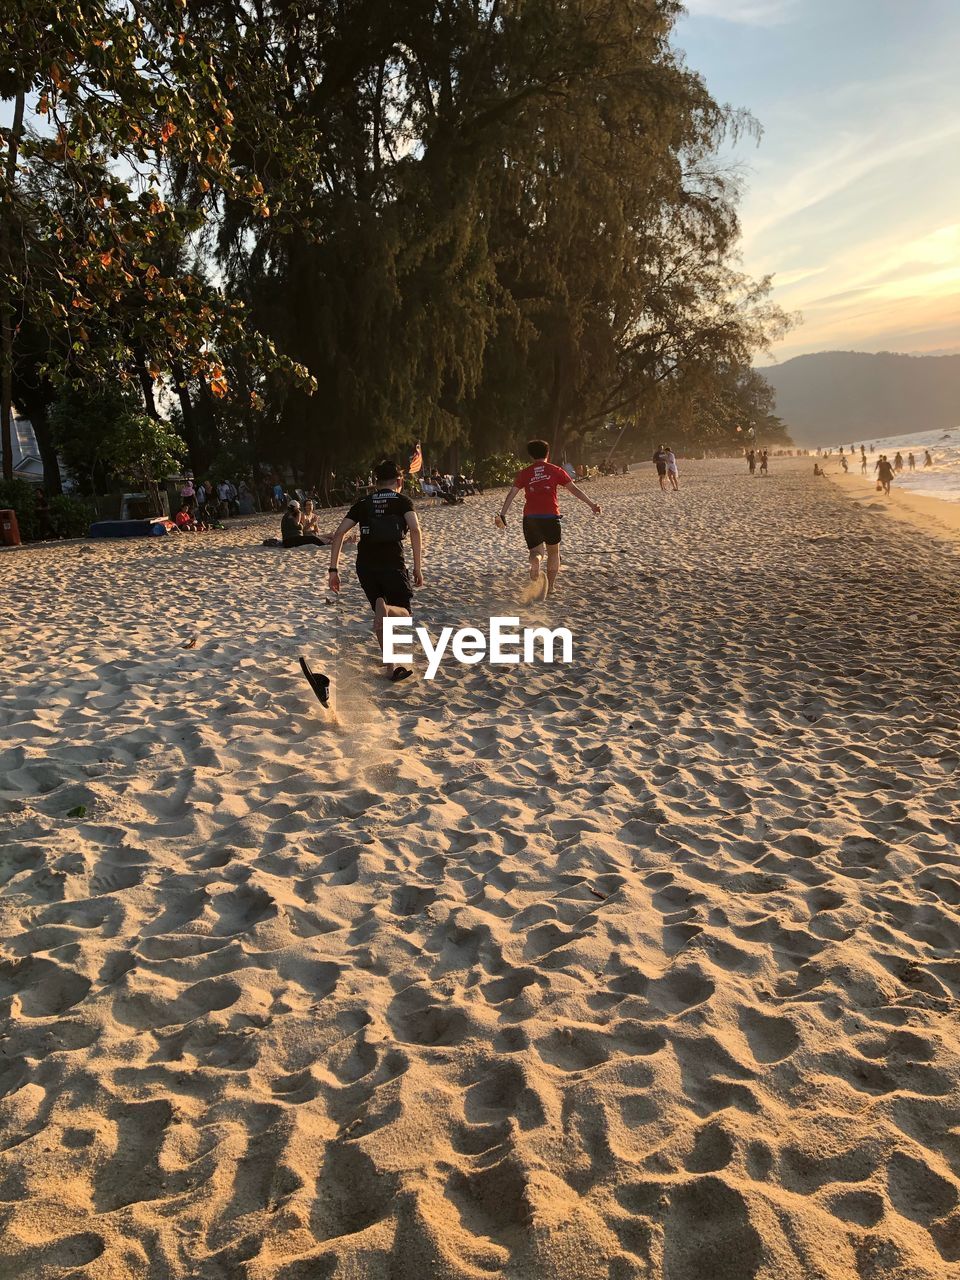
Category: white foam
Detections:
[{"x1": 835, "y1": 427, "x2": 960, "y2": 503}]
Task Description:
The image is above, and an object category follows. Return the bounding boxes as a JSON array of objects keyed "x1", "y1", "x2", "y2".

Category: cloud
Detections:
[{"x1": 682, "y1": 0, "x2": 799, "y2": 25}]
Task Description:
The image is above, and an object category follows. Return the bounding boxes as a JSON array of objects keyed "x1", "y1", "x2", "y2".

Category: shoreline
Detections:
[{"x1": 825, "y1": 466, "x2": 960, "y2": 547}]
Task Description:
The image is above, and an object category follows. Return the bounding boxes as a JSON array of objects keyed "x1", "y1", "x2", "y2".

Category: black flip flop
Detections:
[
  {"x1": 390, "y1": 667, "x2": 414, "y2": 683},
  {"x1": 299, "y1": 656, "x2": 331, "y2": 707}
]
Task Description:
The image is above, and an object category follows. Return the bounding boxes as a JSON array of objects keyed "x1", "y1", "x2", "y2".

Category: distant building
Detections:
[{"x1": 8, "y1": 410, "x2": 43, "y2": 482}]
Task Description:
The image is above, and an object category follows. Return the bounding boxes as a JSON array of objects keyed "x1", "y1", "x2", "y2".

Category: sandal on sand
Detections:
[
  {"x1": 390, "y1": 667, "x2": 414, "y2": 683},
  {"x1": 299, "y1": 656, "x2": 331, "y2": 707}
]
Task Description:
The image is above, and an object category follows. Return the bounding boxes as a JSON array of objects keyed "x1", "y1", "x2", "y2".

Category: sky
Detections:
[{"x1": 674, "y1": 0, "x2": 960, "y2": 365}]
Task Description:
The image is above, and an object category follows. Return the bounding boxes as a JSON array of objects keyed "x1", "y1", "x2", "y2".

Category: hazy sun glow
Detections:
[{"x1": 677, "y1": 0, "x2": 960, "y2": 363}]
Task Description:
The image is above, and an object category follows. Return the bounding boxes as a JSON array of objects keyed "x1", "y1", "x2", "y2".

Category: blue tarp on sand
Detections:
[{"x1": 88, "y1": 520, "x2": 169, "y2": 539}]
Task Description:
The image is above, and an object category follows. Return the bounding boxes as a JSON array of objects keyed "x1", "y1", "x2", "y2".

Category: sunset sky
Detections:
[{"x1": 676, "y1": 0, "x2": 960, "y2": 365}]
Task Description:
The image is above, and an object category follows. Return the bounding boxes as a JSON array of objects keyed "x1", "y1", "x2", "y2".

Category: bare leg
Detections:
[
  {"x1": 670, "y1": 473, "x2": 679, "y2": 491},
  {"x1": 659, "y1": 474, "x2": 667, "y2": 491},
  {"x1": 375, "y1": 597, "x2": 413, "y2": 677},
  {"x1": 545, "y1": 544, "x2": 561, "y2": 595},
  {"x1": 528, "y1": 542, "x2": 545, "y2": 581}
]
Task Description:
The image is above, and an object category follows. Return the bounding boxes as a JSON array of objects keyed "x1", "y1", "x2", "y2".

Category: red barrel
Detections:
[{"x1": 0, "y1": 509, "x2": 21, "y2": 546}]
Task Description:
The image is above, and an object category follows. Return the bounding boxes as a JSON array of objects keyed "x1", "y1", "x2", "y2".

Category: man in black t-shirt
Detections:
[{"x1": 326, "y1": 459, "x2": 424, "y2": 681}]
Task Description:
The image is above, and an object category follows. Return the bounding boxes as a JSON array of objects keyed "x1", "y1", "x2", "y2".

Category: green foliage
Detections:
[
  {"x1": 2, "y1": 0, "x2": 794, "y2": 486},
  {"x1": 0, "y1": 478, "x2": 38, "y2": 541},
  {"x1": 49, "y1": 385, "x2": 184, "y2": 493},
  {"x1": 47, "y1": 492, "x2": 94, "y2": 538},
  {"x1": 474, "y1": 454, "x2": 523, "y2": 489}
]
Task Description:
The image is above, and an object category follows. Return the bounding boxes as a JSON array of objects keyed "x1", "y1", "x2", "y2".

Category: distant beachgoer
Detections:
[
  {"x1": 747, "y1": 449, "x2": 756, "y2": 475},
  {"x1": 759, "y1": 449, "x2": 769, "y2": 475},
  {"x1": 813, "y1": 463, "x2": 825, "y2": 476},
  {"x1": 281, "y1": 500, "x2": 327, "y2": 548},
  {"x1": 860, "y1": 449, "x2": 867, "y2": 474},
  {"x1": 665, "y1": 448, "x2": 680, "y2": 491},
  {"x1": 301, "y1": 499, "x2": 321, "y2": 536},
  {"x1": 894, "y1": 452, "x2": 903, "y2": 472},
  {"x1": 924, "y1": 450, "x2": 933, "y2": 467},
  {"x1": 877, "y1": 456, "x2": 894, "y2": 497},
  {"x1": 496, "y1": 439, "x2": 601, "y2": 597},
  {"x1": 272, "y1": 481, "x2": 285, "y2": 510},
  {"x1": 841, "y1": 454, "x2": 849, "y2": 473},
  {"x1": 174, "y1": 503, "x2": 198, "y2": 532},
  {"x1": 652, "y1": 444, "x2": 669, "y2": 491},
  {"x1": 908, "y1": 452, "x2": 916, "y2": 470}
]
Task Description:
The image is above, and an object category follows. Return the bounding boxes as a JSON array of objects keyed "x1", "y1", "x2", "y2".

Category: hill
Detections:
[{"x1": 758, "y1": 351, "x2": 960, "y2": 447}]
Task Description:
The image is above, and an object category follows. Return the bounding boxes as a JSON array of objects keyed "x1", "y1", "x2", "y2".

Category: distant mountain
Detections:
[{"x1": 758, "y1": 352, "x2": 960, "y2": 447}]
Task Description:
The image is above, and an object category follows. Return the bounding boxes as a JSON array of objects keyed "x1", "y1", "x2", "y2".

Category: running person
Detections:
[
  {"x1": 665, "y1": 447, "x2": 680, "y2": 490},
  {"x1": 326, "y1": 460, "x2": 424, "y2": 681},
  {"x1": 495, "y1": 439, "x2": 601, "y2": 596}
]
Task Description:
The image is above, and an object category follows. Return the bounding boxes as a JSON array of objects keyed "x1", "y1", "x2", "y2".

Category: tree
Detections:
[
  {"x1": 0, "y1": 0, "x2": 313, "y2": 478},
  {"x1": 49, "y1": 383, "x2": 183, "y2": 494}
]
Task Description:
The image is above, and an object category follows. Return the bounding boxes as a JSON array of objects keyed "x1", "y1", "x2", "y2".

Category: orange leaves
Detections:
[
  {"x1": 99, "y1": 251, "x2": 113, "y2": 267},
  {"x1": 160, "y1": 121, "x2": 177, "y2": 144},
  {"x1": 209, "y1": 366, "x2": 229, "y2": 398}
]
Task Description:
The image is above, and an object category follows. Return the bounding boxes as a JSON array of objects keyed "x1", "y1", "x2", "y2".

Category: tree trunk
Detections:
[
  {"x1": 172, "y1": 362, "x2": 202, "y2": 474},
  {"x1": 27, "y1": 398, "x2": 62, "y2": 495},
  {"x1": 134, "y1": 350, "x2": 161, "y2": 420},
  {"x1": 0, "y1": 90, "x2": 26, "y2": 482}
]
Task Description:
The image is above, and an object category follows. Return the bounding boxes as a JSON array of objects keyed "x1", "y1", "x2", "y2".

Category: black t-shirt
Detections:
[
  {"x1": 281, "y1": 512, "x2": 301, "y2": 543},
  {"x1": 347, "y1": 488, "x2": 414, "y2": 568}
]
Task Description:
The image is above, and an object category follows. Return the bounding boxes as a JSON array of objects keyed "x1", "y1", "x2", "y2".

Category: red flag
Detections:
[{"x1": 408, "y1": 441, "x2": 423, "y2": 475}]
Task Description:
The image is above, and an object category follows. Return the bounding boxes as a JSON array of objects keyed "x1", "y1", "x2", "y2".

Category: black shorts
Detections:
[
  {"x1": 522, "y1": 515, "x2": 562, "y2": 550},
  {"x1": 356, "y1": 564, "x2": 413, "y2": 611},
  {"x1": 655, "y1": 462, "x2": 667, "y2": 476}
]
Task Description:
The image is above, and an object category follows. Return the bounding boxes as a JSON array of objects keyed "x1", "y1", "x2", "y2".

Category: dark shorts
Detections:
[
  {"x1": 522, "y1": 515, "x2": 562, "y2": 550},
  {"x1": 356, "y1": 564, "x2": 413, "y2": 610},
  {"x1": 655, "y1": 462, "x2": 667, "y2": 476}
]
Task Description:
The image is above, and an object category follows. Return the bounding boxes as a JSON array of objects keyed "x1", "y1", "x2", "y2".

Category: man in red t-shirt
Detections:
[{"x1": 495, "y1": 439, "x2": 601, "y2": 596}]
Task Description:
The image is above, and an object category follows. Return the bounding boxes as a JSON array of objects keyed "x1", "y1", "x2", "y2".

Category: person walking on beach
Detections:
[
  {"x1": 894, "y1": 451, "x2": 904, "y2": 472},
  {"x1": 759, "y1": 449, "x2": 769, "y2": 475},
  {"x1": 326, "y1": 460, "x2": 424, "y2": 682},
  {"x1": 665, "y1": 447, "x2": 680, "y2": 490},
  {"x1": 860, "y1": 447, "x2": 868, "y2": 475},
  {"x1": 747, "y1": 449, "x2": 756, "y2": 475},
  {"x1": 877, "y1": 455, "x2": 894, "y2": 497},
  {"x1": 495, "y1": 439, "x2": 601, "y2": 597},
  {"x1": 652, "y1": 444, "x2": 669, "y2": 491},
  {"x1": 908, "y1": 452, "x2": 916, "y2": 470}
]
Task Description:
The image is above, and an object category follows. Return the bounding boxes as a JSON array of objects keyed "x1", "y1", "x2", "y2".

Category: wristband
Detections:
[{"x1": 328, "y1": 566, "x2": 339, "y2": 573}]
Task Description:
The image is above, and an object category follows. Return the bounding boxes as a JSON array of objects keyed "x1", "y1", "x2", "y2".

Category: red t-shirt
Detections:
[{"x1": 514, "y1": 461, "x2": 571, "y2": 516}]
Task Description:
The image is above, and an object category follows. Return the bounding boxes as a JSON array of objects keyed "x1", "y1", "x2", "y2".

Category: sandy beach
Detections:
[{"x1": 2, "y1": 457, "x2": 960, "y2": 1280}]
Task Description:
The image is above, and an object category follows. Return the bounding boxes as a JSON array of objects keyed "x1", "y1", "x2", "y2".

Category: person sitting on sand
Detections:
[
  {"x1": 281, "y1": 500, "x2": 328, "y2": 548},
  {"x1": 301, "y1": 499, "x2": 321, "y2": 537},
  {"x1": 813, "y1": 463, "x2": 825, "y2": 476},
  {"x1": 174, "y1": 503, "x2": 198, "y2": 532}
]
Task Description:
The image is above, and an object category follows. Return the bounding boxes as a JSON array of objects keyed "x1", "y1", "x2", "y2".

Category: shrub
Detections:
[
  {"x1": 474, "y1": 452, "x2": 523, "y2": 488},
  {"x1": 0, "y1": 478, "x2": 38, "y2": 542},
  {"x1": 48, "y1": 494, "x2": 95, "y2": 539}
]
